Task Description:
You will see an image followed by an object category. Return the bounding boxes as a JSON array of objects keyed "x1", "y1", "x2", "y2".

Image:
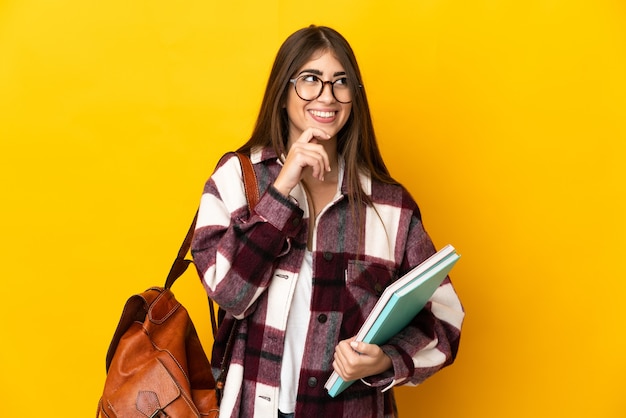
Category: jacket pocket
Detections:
[{"x1": 343, "y1": 260, "x2": 397, "y2": 330}]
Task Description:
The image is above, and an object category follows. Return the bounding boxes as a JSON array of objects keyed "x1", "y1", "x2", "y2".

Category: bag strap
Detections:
[
  {"x1": 239, "y1": 152, "x2": 260, "y2": 210},
  {"x1": 164, "y1": 212, "x2": 198, "y2": 290},
  {"x1": 164, "y1": 152, "x2": 259, "y2": 335}
]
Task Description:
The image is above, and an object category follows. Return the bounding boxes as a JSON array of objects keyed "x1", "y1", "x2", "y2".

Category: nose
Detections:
[{"x1": 317, "y1": 81, "x2": 336, "y2": 102}]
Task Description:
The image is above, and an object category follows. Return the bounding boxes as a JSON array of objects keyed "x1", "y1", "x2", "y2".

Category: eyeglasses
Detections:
[{"x1": 289, "y1": 74, "x2": 353, "y2": 104}]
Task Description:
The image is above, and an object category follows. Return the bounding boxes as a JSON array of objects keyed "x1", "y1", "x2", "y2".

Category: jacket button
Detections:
[
  {"x1": 374, "y1": 283, "x2": 383, "y2": 294},
  {"x1": 317, "y1": 314, "x2": 327, "y2": 323},
  {"x1": 307, "y1": 377, "x2": 318, "y2": 387},
  {"x1": 292, "y1": 217, "x2": 301, "y2": 226},
  {"x1": 323, "y1": 252, "x2": 333, "y2": 261}
]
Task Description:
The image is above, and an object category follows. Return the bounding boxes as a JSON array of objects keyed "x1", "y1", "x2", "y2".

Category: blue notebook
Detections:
[{"x1": 324, "y1": 244, "x2": 460, "y2": 397}]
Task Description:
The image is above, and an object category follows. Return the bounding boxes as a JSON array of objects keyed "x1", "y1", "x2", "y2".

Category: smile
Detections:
[{"x1": 309, "y1": 110, "x2": 336, "y2": 119}]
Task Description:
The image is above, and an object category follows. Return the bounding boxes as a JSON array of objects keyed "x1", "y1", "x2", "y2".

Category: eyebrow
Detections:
[{"x1": 297, "y1": 69, "x2": 347, "y2": 77}]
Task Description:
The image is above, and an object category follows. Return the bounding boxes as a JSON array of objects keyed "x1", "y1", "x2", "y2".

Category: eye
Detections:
[
  {"x1": 301, "y1": 74, "x2": 320, "y2": 84},
  {"x1": 334, "y1": 77, "x2": 349, "y2": 87}
]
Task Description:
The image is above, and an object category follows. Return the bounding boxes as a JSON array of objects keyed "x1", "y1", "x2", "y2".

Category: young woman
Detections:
[{"x1": 192, "y1": 25, "x2": 464, "y2": 418}]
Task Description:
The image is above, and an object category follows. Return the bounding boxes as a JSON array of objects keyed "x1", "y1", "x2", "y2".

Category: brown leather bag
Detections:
[
  {"x1": 98, "y1": 153, "x2": 258, "y2": 418},
  {"x1": 98, "y1": 286, "x2": 219, "y2": 418}
]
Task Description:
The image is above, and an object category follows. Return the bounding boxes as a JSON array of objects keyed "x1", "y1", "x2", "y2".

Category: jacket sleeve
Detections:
[
  {"x1": 191, "y1": 153, "x2": 304, "y2": 318},
  {"x1": 362, "y1": 213, "x2": 465, "y2": 391}
]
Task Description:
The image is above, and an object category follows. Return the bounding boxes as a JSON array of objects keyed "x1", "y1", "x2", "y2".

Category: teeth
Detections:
[{"x1": 310, "y1": 110, "x2": 335, "y2": 118}]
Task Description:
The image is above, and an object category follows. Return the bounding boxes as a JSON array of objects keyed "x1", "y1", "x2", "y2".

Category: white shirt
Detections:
[{"x1": 278, "y1": 249, "x2": 313, "y2": 413}]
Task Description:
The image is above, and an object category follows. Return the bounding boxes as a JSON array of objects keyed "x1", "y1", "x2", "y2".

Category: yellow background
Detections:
[{"x1": 1, "y1": 0, "x2": 625, "y2": 416}]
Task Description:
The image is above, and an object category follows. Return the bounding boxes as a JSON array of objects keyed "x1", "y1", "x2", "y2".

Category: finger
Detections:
[
  {"x1": 332, "y1": 358, "x2": 345, "y2": 379},
  {"x1": 350, "y1": 340, "x2": 367, "y2": 356},
  {"x1": 333, "y1": 349, "x2": 355, "y2": 380},
  {"x1": 334, "y1": 346, "x2": 367, "y2": 381},
  {"x1": 295, "y1": 127, "x2": 331, "y2": 144},
  {"x1": 352, "y1": 342, "x2": 385, "y2": 367},
  {"x1": 289, "y1": 144, "x2": 329, "y2": 180},
  {"x1": 294, "y1": 129, "x2": 331, "y2": 174},
  {"x1": 290, "y1": 147, "x2": 327, "y2": 180},
  {"x1": 337, "y1": 340, "x2": 363, "y2": 367}
]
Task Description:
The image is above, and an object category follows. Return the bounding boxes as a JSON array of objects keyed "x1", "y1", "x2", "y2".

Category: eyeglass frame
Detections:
[{"x1": 288, "y1": 74, "x2": 358, "y2": 104}]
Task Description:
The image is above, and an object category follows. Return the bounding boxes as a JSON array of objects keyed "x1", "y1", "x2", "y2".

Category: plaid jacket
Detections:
[{"x1": 192, "y1": 148, "x2": 464, "y2": 418}]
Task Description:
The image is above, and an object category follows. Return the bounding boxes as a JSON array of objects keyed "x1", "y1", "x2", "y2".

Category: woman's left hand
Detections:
[{"x1": 332, "y1": 337, "x2": 393, "y2": 381}]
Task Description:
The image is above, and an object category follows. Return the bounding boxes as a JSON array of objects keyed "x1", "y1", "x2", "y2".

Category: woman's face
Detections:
[{"x1": 285, "y1": 50, "x2": 352, "y2": 144}]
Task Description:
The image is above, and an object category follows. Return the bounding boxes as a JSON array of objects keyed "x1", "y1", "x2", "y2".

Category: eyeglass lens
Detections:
[{"x1": 294, "y1": 75, "x2": 351, "y2": 103}]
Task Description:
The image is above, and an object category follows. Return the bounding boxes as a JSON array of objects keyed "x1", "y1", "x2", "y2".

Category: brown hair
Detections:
[{"x1": 238, "y1": 25, "x2": 398, "y2": 212}]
